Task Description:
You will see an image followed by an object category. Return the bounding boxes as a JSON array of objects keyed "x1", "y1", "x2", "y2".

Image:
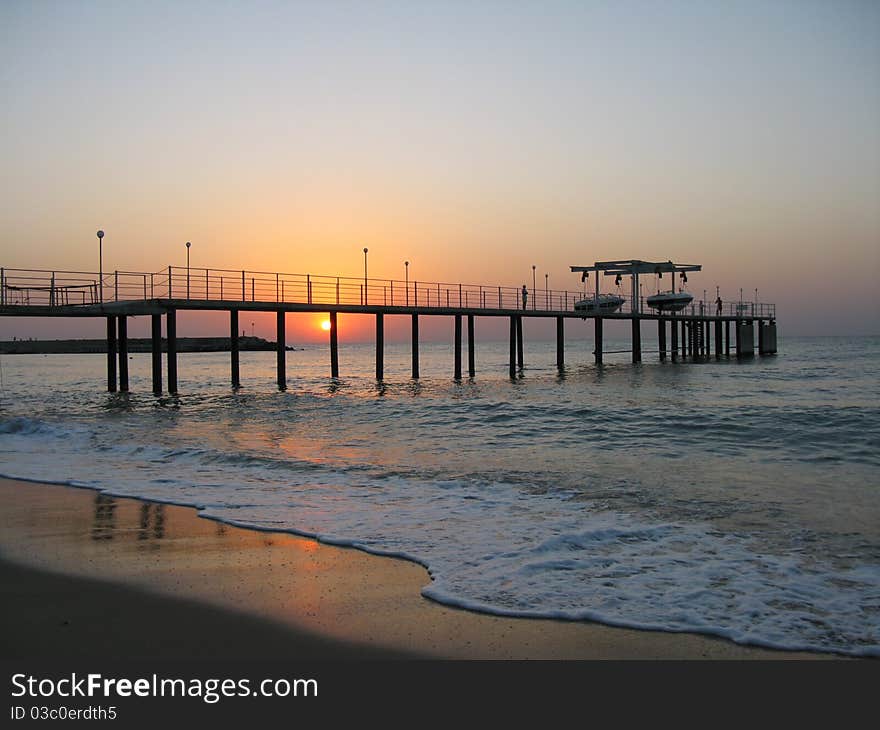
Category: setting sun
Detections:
[{"x1": 320, "y1": 319, "x2": 332, "y2": 331}]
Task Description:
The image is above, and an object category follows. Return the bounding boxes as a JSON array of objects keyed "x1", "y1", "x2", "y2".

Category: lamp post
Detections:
[
  {"x1": 531, "y1": 265, "x2": 536, "y2": 310},
  {"x1": 405, "y1": 261, "x2": 409, "y2": 306},
  {"x1": 186, "y1": 241, "x2": 191, "y2": 299},
  {"x1": 363, "y1": 248, "x2": 368, "y2": 305},
  {"x1": 96, "y1": 230, "x2": 105, "y2": 302}
]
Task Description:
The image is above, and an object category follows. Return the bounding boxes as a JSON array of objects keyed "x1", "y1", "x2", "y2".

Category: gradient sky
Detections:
[{"x1": 1, "y1": 0, "x2": 878, "y2": 342}]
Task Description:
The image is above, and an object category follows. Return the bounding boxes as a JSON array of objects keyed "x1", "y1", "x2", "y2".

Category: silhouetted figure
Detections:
[
  {"x1": 716, "y1": 296, "x2": 723, "y2": 315},
  {"x1": 521, "y1": 285, "x2": 528, "y2": 310}
]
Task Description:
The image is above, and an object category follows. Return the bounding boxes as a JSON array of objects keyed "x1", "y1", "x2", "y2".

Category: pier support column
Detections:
[
  {"x1": 410, "y1": 314, "x2": 419, "y2": 379},
  {"x1": 106, "y1": 316, "x2": 117, "y2": 392},
  {"x1": 759, "y1": 320, "x2": 777, "y2": 355},
  {"x1": 715, "y1": 321, "x2": 722, "y2": 360},
  {"x1": 330, "y1": 312, "x2": 339, "y2": 378},
  {"x1": 467, "y1": 314, "x2": 475, "y2": 377},
  {"x1": 117, "y1": 316, "x2": 129, "y2": 392},
  {"x1": 516, "y1": 315, "x2": 524, "y2": 371},
  {"x1": 151, "y1": 313, "x2": 162, "y2": 395},
  {"x1": 375, "y1": 313, "x2": 384, "y2": 380},
  {"x1": 509, "y1": 316, "x2": 517, "y2": 378},
  {"x1": 736, "y1": 320, "x2": 754, "y2": 357},
  {"x1": 725, "y1": 321, "x2": 730, "y2": 356},
  {"x1": 454, "y1": 314, "x2": 462, "y2": 380},
  {"x1": 632, "y1": 318, "x2": 641, "y2": 363},
  {"x1": 556, "y1": 316, "x2": 564, "y2": 371},
  {"x1": 167, "y1": 309, "x2": 178, "y2": 393},
  {"x1": 276, "y1": 311, "x2": 286, "y2": 390},
  {"x1": 594, "y1": 317, "x2": 603, "y2": 364},
  {"x1": 230, "y1": 310, "x2": 240, "y2": 389},
  {"x1": 658, "y1": 318, "x2": 666, "y2": 361},
  {"x1": 681, "y1": 320, "x2": 687, "y2": 358},
  {"x1": 670, "y1": 317, "x2": 678, "y2": 361},
  {"x1": 688, "y1": 321, "x2": 695, "y2": 358}
]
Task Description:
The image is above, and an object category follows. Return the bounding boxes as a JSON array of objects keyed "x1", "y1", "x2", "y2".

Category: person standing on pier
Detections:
[
  {"x1": 716, "y1": 295, "x2": 723, "y2": 315},
  {"x1": 521, "y1": 285, "x2": 528, "y2": 310}
]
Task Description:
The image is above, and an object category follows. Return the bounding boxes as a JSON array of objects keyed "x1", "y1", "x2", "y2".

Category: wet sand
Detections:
[{"x1": 0, "y1": 478, "x2": 830, "y2": 659}]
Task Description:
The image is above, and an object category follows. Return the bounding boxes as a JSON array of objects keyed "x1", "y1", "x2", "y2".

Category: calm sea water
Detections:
[{"x1": 1, "y1": 333, "x2": 878, "y2": 656}]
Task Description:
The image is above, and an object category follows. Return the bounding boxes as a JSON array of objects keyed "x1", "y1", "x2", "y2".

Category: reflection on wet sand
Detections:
[
  {"x1": 138, "y1": 503, "x2": 165, "y2": 544},
  {"x1": 91, "y1": 494, "x2": 116, "y2": 540}
]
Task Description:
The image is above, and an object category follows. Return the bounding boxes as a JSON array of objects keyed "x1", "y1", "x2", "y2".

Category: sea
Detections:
[{"x1": 1, "y1": 333, "x2": 878, "y2": 656}]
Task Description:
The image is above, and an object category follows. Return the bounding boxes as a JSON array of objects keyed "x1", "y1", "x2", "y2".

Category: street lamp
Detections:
[
  {"x1": 363, "y1": 248, "x2": 368, "y2": 305},
  {"x1": 251, "y1": 321, "x2": 255, "y2": 337},
  {"x1": 531, "y1": 265, "x2": 536, "y2": 310},
  {"x1": 405, "y1": 261, "x2": 409, "y2": 306},
  {"x1": 186, "y1": 241, "x2": 191, "y2": 299},
  {"x1": 96, "y1": 230, "x2": 105, "y2": 302}
]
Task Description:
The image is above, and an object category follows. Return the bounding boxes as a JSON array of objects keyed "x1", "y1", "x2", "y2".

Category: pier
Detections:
[{"x1": 0, "y1": 260, "x2": 777, "y2": 393}]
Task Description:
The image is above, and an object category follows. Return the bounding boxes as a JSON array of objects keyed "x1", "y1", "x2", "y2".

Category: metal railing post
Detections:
[
  {"x1": 241, "y1": 270, "x2": 245, "y2": 300},
  {"x1": 168, "y1": 266, "x2": 172, "y2": 298},
  {"x1": 114, "y1": 271, "x2": 118, "y2": 301}
]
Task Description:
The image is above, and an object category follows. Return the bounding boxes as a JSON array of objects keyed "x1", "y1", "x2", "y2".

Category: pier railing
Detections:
[{"x1": 0, "y1": 266, "x2": 775, "y2": 319}]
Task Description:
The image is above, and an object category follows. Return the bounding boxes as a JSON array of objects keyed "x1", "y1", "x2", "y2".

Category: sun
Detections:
[{"x1": 320, "y1": 319, "x2": 332, "y2": 331}]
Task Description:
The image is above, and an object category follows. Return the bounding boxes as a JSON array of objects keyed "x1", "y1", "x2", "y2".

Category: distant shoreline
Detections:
[{"x1": 0, "y1": 336, "x2": 301, "y2": 354}]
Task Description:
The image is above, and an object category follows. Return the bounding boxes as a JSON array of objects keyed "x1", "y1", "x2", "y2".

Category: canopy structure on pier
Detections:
[{"x1": 570, "y1": 259, "x2": 703, "y2": 314}]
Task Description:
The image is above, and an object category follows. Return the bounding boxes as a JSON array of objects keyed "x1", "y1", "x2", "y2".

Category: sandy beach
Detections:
[{"x1": 0, "y1": 477, "x2": 832, "y2": 660}]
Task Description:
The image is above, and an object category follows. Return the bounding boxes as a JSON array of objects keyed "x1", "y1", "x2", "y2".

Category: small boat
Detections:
[
  {"x1": 646, "y1": 290, "x2": 693, "y2": 312},
  {"x1": 574, "y1": 293, "x2": 625, "y2": 314}
]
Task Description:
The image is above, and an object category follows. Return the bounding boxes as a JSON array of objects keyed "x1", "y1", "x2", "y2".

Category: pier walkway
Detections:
[{"x1": 0, "y1": 264, "x2": 777, "y2": 393}]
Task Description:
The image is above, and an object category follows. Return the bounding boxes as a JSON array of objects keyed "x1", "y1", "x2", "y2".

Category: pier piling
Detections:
[
  {"x1": 330, "y1": 311, "x2": 339, "y2": 378},
  {"x1": 670, "y1": 316, "x2": 678, "y2": 361},
  {"x1": 454, "y1": 314, "x2": 462, "y2": 380},
  {"x1": 376, "y1": 313, "x2": 384, "y2": 380},
  {"x1": 167, "y1": 309, "x2": 178, "y2": 393},
  {"x1": 594, "y1": 317, "x2": 603, "y2": 364},
  {"x1": 725, "y1": 320, "x2": 730, "y2": 356},
  {"x1": 276, "y1": 311, "x2": 286, "y2": 390},
  {"x1": 556, "y1": 316, "x2": 564, "y2": 371},
  {"x1": 658, "y1": 319, "x2": 666, "y2": 361},
  {"x1": 410, "y1": 314, "x2": 419, "y2": 379},
  {"x1": 715, "y1": 321, "x2": 722, "y2": 360},
  {"x1": 632, "y1": 319, "x2": 642, "y2": 363},
  {"x1": 736, "y1": 320, "x2": 754, "y2": 357},
  {"x1": 681, "y1": 320, "x2": 687, "y2": 358},
  {"x1": 117, "y1": 316, "x2": 129, "y2": 392},
  {"x1": 467, "y1": 314, "x2": 475, "y2": 377},
  {"x1": 759, "y1": 320, "x2": 777, "y2": 355},
  {"x1": 508, "y1": 316, "x2": 517, "y2": 377},
  {"x1": 230, "y1": 310, "x2": 240, "y2": 388},
  {"x1": 106, "y1": 316, "x2": 117, "y2": 392},
  {"x1": 151, "y1": 314, "x2": 162, "y2": 394},
  {"x1": 516, "y1": 315, "x2": 524, "y2": 371}
]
